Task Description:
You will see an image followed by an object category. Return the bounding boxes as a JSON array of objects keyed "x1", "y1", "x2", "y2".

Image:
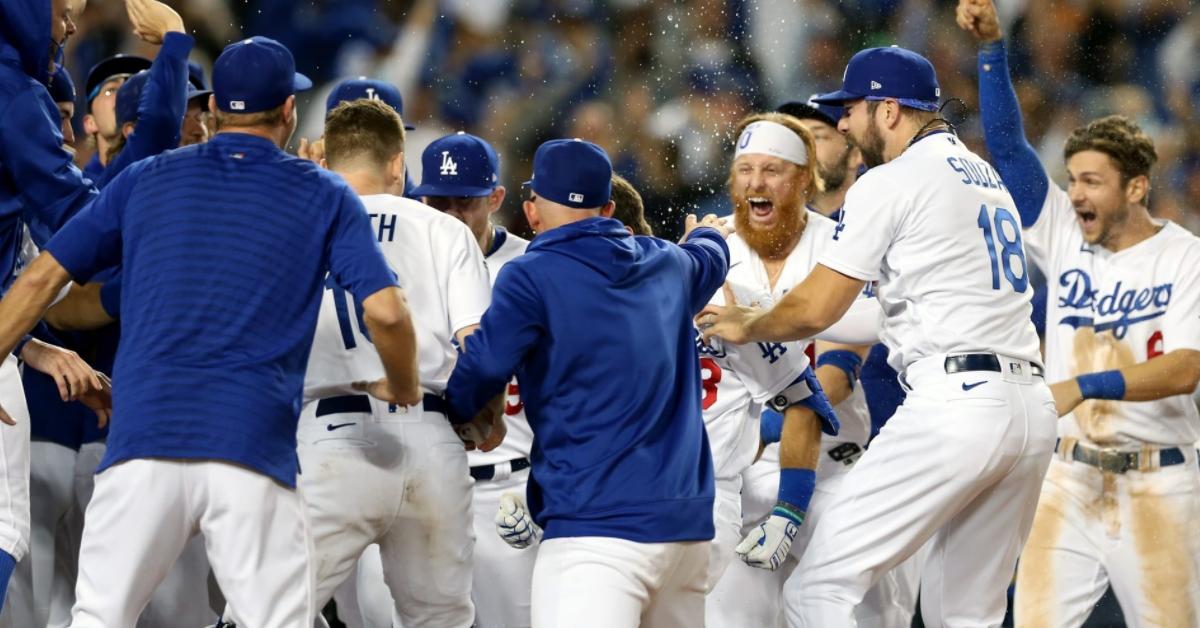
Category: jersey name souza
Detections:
[
  {"x1": 945, "y1": 156, "x2": 1007, "y2": 192},
  {"x1": 1056, "y1": 268, "x2": 1172, "y2": 339}
]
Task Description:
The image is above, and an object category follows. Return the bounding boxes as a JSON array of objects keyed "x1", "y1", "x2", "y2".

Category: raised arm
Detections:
[{"x1": 957, "y1": 0, "x2": 1049, "y2": 227}]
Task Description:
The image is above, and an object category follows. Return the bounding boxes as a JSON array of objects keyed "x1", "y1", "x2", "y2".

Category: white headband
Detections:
[{"x1": 733, "y1": 120, "x2": 809, "y2": 165}]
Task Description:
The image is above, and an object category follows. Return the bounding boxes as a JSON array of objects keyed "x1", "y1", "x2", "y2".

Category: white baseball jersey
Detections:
[
  {"x1": 468, "y1": 226, "x2": 533, "y2": 467},
  {"x1": 724, "y1": 212, "x2": 874, "y2": 448},
  {"x1": 820, "y1": 132, "x2": 1042, "y2": 373},
  {"x1": 303, "y1": 194, "x2": 491, "y2": 400},
  {"x1": 1025, "y1": 186, "x2": 1200, "y2": 447}
]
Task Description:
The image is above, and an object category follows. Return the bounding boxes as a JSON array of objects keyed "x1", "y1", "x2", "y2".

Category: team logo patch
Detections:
[{"x1": 440, "y1": 151, "x2": 458, "y2": 176}]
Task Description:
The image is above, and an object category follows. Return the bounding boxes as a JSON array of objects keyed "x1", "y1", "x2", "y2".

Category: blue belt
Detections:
[
  {"x1": 944, "y1": 353, "x2": 1044, "y2": 378},
  {"x1": 470, "y1": 457, "x2": 531, "y2": 481},
  {"x1": 1055, "y1": 439, "x2": 1188, "y2": 474},
  {"x1": 315, "y1": 393, "x2": 449, "y2": 417}
]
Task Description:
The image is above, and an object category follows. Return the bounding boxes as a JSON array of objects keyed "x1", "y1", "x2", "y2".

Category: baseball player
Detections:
[
  {"x1": 412, "y1": 131, "x2": 535, "y2": 628},
  {"x1": 0, "y1": 35, "x2": 420, "y2": 627},
  {"x1": 182, "y1": 62, "x2": 212, "y2": 147},
  {"x1": 701, "y1": 46, "x2": 1057, "y2": 627},
  {"x1": 961, "y1": 0, "x2": 1200, "y2": 623},
  {"x1": 698, "y1": 111, "x2": 918, "y2": 628},
  {"x1": 293, "y1": 99, "x2": 494, "y2": 628},
  {"x1": 80, "y1": 51, "x2": 152, "y2": 180},
  {"x1": 447, "y1": 138, "x2": 730, "y2": 628}
]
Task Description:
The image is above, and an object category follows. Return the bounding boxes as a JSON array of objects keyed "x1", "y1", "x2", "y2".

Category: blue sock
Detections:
[{"x1": 0, "y1": 549, "x2": 15, "y2": 610}]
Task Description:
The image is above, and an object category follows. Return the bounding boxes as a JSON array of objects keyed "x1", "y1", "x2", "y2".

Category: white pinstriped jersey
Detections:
[
  {"x1": 1026, "y1": 186, "x2": 1200, "y2": 447},
  {"x1": 468, "y1": 227, "x2": 534, "y2": 467}
]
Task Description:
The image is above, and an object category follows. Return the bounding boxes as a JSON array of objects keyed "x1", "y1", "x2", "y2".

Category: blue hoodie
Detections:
[
  {"x1": 447, "y1": 217, "x2": 728, "y2": 543},
  {"x1": 0, "y1": 0, "x2": 97, "y2": 293}
]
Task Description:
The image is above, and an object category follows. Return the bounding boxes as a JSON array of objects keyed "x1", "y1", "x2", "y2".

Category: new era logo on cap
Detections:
[{"x1": 870, "y1": 80, "x2": 882, "y2": 90}]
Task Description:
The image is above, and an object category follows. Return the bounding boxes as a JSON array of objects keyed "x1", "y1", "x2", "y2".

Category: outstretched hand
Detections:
[
  {"x1": 126, "y1": 0, "x2": 185, "y2": 45},
  {"x1": 955, "y1": 0, "x2": 1002, "y2": 44},
  {"x1": 680, "y1": 213, "x2": 734, "y2": 243},
  {"x1": 697, "y1": 283, "x2": 761, "y2": 346}
]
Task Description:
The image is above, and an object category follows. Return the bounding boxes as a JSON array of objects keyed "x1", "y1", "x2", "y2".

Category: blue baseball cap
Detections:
[
  {"x1": 212, "y1": 36, "x2": 312, "y2": 114},
  {"x1": 812, "y1": 46, "x2": 941, "y2": 112},
  {"x1": 49, "y1": 64, "x2": 75, "y2": 104},
  {"x1": 778, "y1": 94, "x2": 843, "y2": 128},
  {"x1": 85, "y1": 54, "x2": 152, "y2": 105},
  {"x1": 187, "y1": 61, "x2": 212, "y2": 108},
  {"x1": 411, "y1": 132, "x2": 500, "y2": 198},
  {"x1": 524, "y1": 139, "x2": 612, "y2": 209},
  {"x1": 115, "y1": 70, "x2": 150, "y2": 127},
  {"x1": 326, "y1": 77, "x2": 414, "y2": 130}
]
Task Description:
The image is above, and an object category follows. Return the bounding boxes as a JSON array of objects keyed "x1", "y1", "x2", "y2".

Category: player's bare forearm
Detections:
[
  {"x1": 814, "y1": 341, "x2": 871, "y2": 406},
  {"x1": 778, "y1": 405, "x2": 821, "y2": 471},
  {"x1": 745, "y1": 265, "x2": 864, "y2": 343},
  {"x1": 43, "y1": 283, "x2": 114, "y2": 331},
  {"x1": 0, "y1": 254, "x2": 74, "y2": 356},
  {"x1": 1051, "y1": 349, "x2": 1200, "y2": 416},
  {"x1": 362, "y1": 287, "x2": 422, "y2": 406}
]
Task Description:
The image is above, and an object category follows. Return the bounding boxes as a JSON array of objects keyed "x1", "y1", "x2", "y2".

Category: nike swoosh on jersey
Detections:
[
  {"x1": 961, "y1": 381, "x2": 987, "y2": 391},
  {"x1": 326, "y1": 422, "x2": 356, "y2": 432}
]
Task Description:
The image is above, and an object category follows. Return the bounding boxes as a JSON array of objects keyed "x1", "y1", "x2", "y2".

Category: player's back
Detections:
[
  {"x1": 52, "y1": 132, "x2": 394, "y2": 487},
  {"x1": 497, "y1": 217, "x2": 725, "y2": 542},
  {"x1": 825, "y1": 133, "x2": 1041, "y2": 372},
  {"x1": 306, "y1": 194, "x2": 490, "y2": 399}
]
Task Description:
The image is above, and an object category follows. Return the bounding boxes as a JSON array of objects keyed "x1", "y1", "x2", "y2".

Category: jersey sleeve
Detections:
[
  {"x1": 677, "y1": 227, "x2": 731, "y2": 313},
  {"x1": 1020, "y1": 184, "x2": 1076, "y2": 275},
  {"x1": 43, "y1": 163, "x2": 142, "y2": 281},
  {"x1": 443, "y1": 221, "x2": 491, "y2": 335},
  {"x1": 1163, "y1": 242, "x2": 1200, "y2": 353},
  {"x1": 814, "y1": 290, "x2": 882, "y2": 345},
  {"x1": 325, "y1": 186, "x2": 398, "y2": 303},
  {"x1": 818, "y1": 171, "x2": 903, "y2": 281}
]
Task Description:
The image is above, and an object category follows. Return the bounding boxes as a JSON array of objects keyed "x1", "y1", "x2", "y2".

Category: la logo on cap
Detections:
[
  {"x1": 440, "y1": 151, "x2": 458, "y2": 176},
  {"x1": 569, "y1": 192, "x2": 584, "y2": 203}
]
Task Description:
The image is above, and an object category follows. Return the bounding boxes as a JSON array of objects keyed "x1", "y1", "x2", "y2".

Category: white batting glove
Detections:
[
  {"x1": 736, "y1": 510, "x2": 802, "y2": 570},
  {"x1": 495, "y1": 492, "x2": 541, "y2": 550}
]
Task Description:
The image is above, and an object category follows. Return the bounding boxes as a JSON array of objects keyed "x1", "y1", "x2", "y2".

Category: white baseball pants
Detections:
[
  {"x1": 298, "y1": 398, "x2": 474, "y2": 628},
  {"x1": 1015, "y1": 452, "x2": 1200, "y2": 627},
  {"x1": 785, "y1": 354, "x2": 1056, "y2": 627},
  {"x1": 0, "y1": 355, "x2": 30, "y2": 563},
  {"x1": 532, "y1": 536, "x2": 710, "y2": 628},
  {"x1": 471, "y1": 468, "x2": 537, "y2": 628},
  {"x1": 69, "y1": 458, "x2": 314, "y2": 628}
]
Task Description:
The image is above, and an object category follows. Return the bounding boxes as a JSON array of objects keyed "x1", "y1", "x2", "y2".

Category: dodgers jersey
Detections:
[
  {"x1": 305, "y1": 194, "x2": 491, "y2": 400},
  {"x1": 468, "y1": 226, "x2": 534, "y2": 467},
  {"x1": 1025, "y1": 187, "x2": 1200, "y2": 447},
  {"x1": 821, "y1": 132, "x2": 1042, "y2": 374},
  {"x1": 724, "y1": 214, "x2": 873, "y2": 448}
]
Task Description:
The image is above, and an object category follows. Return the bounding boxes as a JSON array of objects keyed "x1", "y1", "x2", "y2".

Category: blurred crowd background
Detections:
[{"x1": 61, "y1": 0, "x2": 1200, "y2": 240}]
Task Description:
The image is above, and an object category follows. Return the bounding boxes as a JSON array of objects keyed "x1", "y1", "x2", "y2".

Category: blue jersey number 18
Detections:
[{"x1": 976, "y1": 204, "x2": 1028, "y2": 293}]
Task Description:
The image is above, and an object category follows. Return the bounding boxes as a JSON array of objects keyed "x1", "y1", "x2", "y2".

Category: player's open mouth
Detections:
[
  {"x1": 1075, "y1": 209, "x2": 1098, "y2": 230},
  {"x1": 748, "y1": 197, "x2": 774, "y2": 224}
]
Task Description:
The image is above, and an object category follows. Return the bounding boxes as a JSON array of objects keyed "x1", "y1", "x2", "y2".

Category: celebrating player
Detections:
[
  {"x1": 447, "y1": 138, "x2": 730, "y2": 628},
  {"x1": 413, "y1": 130, "x2": 535, "y2": 628},
  {"x1": 960, "y1": 0, "x2": 1200, "y2": 623},
  {"x1": 0, "y1": 35, "x2": 419, "y2": 627},
  {"x1": 700, "y1": 46, "x2": 1057, "y2": 626}
]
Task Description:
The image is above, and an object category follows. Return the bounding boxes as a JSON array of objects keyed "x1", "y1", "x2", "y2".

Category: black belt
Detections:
[
  {"x1": 470, "y1": 457, "x2": 531, "y2": 481},
  {"x1": 314, "y1": 393, "x2": 448, "y2": 417},
  {"x1": 944, "y1": 354, "x2": 1043, "y2": 378},
  {"x1": 1055, "y1": 439, "x2": 1187, "y2": 474}
]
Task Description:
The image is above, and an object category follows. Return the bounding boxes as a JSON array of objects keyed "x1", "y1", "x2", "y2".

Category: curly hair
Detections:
[{"x1": 1063, "y1": 115, "x2": 1157, "y2": 184}]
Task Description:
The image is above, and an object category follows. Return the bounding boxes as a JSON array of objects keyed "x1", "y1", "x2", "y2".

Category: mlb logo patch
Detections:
[
  {"x1": 568, "y1": 192, "x2": 584, "y2": 203},
  {"x1": 229, "y1": 100, "x2": 245, "y2": 111}
]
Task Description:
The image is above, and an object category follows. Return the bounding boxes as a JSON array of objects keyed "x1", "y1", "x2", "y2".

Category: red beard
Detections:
[{"x1": 732, "y1": 195, "x2": 807, "y2": 260}]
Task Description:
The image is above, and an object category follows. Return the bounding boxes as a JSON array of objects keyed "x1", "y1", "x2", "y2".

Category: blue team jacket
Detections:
[
  {"x1": 0, "y1": 0, "x2": 97, "y2": 293},
  {"x1": 447, "y1": 217, "x2": 728, "y2": 543}
]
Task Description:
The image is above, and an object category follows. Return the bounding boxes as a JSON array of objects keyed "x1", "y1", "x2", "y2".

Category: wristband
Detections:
[
  {"x1": 760, "y1": 408, "x2": 783, "y2": 444},
  {"x1": 1076, "y1": 370, "x2": 1125, "y2": 401},
  {"x1": 775, "y1": 468, "x2": 816, "y2": 525},
  {"x1": 816, "y1": 350, "x2": 863, "y2": 391}
]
